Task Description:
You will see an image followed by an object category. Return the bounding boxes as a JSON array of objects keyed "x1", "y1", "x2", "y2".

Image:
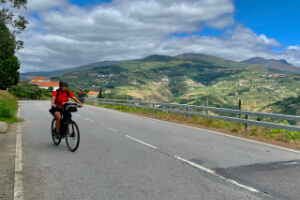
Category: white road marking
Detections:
[
  {"x1": 125, "y1": 135, "x2": 159, "y2": 149},
  {"x1": 174, "y1": 156, "x2": 259, "y2": 193},
  {"x1": 86, "y1": 104, "x2": 300, "y2": 154},
  {"x1": 14, "y1": 106, "x2": 24, "y2": 200},
  {"x1": 135, "y1": 115, "x2": 300, "y2": 155},
  {"x1": 103, "y1": 125, "x2": 118, "y2": 132},
  {"x1": 84, "y1": 118, "x2": 95, "y2": 123},
  {"x1": 283, "y1": 161, "x2": 298, "y2": 165}
]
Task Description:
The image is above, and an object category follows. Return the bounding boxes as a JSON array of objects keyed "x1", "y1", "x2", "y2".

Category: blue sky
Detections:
[
  {"x1": 69, "y1": 0, "x2": 112, "y2": 6},
  {"x1": 16, "y1": 0, "x2": 300, "y2": 72},
  {"x1": 235, "y1": 0, "x2": 300, "y2": 47}
]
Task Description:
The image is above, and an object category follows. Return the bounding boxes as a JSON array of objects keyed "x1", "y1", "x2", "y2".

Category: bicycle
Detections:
[{"x1": 51, "y1": 102, "x2": 81, "y2": 152}]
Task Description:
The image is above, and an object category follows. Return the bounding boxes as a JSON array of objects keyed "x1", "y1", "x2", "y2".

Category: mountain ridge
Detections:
[{"x1": 241, "y1": 57, "x2": 299, "y2": 73}]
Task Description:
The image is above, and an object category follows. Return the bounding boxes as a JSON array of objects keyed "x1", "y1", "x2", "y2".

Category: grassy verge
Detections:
[
  {"x1": 0, "y1": 90, "x2": 19, "y2": 123},
  {"x1": 87, "y1": 102, "x2": 300, "y2": 150}
]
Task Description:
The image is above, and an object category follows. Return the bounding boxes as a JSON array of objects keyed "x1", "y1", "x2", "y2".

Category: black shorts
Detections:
[{"x1": 49, "y1": 107, "x2": 63, "y2": 116}]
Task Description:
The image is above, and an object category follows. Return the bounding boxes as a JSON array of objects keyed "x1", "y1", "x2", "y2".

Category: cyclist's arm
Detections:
[
  {"x1": 51, "y1": 96, "x2": 57, "y2": 108},
  {"x1": 71, "y1": 96, "x2": 84, "y2": 107}
]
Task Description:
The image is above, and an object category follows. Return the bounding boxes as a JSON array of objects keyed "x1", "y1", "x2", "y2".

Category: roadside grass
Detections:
[
  {"x1": 87, "y1": 102, "x2": 300, "y2": 148},
  {"x1": 0, "y1": 90, "x2": 19, "y2": 123}
]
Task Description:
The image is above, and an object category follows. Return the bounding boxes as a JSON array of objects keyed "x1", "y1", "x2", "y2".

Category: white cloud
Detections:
[
  {"x1": 16, "y1": 0, "x2": 300, "y2": 72},
  {"x1": 288, "y1": 45, "x2": 300, "y2": 51}
]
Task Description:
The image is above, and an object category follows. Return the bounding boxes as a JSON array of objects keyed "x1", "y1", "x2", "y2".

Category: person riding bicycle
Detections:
[
  {"x1": 78, "y1": 89, "x2": 83, "y2": 98},
  {"x1": 50, "y1": 80, "x2": 83, "y2": 138},
  {"x1": 78, "y1": 88, "x2": 84, "y2": 103}
]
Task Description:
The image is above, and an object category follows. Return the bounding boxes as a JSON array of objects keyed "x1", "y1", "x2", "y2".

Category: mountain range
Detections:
[
  {"x1": 241, "y1": 57, "x2": 300, "y2": 74},
  {"x1": 20, "y1": 53, "x2": 300, "y2": 115},
  {"x1": 20, "y1": 53, "x2": 300, "y2": 81}
]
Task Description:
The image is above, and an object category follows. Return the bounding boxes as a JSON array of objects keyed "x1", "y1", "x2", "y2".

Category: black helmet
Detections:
[{"x1": 59, "y1": 80, "x2": 68, "y2": 87}]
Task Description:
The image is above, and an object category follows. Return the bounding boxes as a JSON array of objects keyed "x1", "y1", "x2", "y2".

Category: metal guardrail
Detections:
[{"x1": 85, "y1": 98, "x2": 300, "y2": 132}]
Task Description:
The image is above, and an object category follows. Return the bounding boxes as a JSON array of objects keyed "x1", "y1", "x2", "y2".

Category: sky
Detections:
[{"x1": 10, "y1": 0, "x2": 300, "y2": 72}]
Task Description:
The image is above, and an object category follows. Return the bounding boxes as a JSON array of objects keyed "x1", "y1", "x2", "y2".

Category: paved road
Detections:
[{"x1": 18, "y1": 100, "x2": 300, "y2": 200}]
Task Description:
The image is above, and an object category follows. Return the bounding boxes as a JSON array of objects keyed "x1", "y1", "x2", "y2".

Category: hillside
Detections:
[
  {"x1": 20, "y1": 69, "x2": 66, "y2": 82},
  {"x1": 51, "y1": 60, "x2": 118, "y2": 77},
  {"x1": 20, "y1": 61, "x2": 118, "y2": 81},
  {"x1": 177, "y1": 53, "x2": 249, "y2": 69},
  {"x1": 242, "y1": 57, "x2": 300, "y2": 74},
  {"x1": 51, "y1": 54, "x2": 300, "y2": 115}
]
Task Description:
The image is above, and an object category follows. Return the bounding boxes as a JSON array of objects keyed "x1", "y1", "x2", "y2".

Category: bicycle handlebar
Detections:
[{"x1": 54, "y1": 102, "x2": 82, "y2": 109}]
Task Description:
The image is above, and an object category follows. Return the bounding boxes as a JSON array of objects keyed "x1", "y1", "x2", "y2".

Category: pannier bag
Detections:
[{"x1": 65, "y1": 105, "x2": 77, "y2": 112}]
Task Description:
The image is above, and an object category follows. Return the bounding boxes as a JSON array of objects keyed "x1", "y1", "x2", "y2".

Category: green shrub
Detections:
[
  {"x1": 9, "y1": 83, "x2": 53, "y2": 99},
  {"x1": 0, "y1": 90, "x2": 18, "y2": 122}
]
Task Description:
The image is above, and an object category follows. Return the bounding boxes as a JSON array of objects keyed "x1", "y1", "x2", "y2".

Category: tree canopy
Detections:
[{"x1": 0, "y1": 0, "x2": 27, "y2": 89}]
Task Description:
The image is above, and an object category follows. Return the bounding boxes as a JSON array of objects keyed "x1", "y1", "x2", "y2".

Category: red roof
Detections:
[
  {"x1": 30, "y1": 77, "x2": 49, "y2": 80},
  {"x1": 39, "y1": 82, "x2": 59, "y2": 87},
  {"x1": 87, "y1": 91, "x2": 99, "y2": 95}
]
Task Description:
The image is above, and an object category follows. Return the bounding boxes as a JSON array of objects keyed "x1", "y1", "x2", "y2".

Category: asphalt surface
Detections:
[
  {"x1": 0, "y1": 124, "x2": 16, "y2": 200},
  {"x1": 13, "y1": 100, "x2": 300, "y2": 199}
]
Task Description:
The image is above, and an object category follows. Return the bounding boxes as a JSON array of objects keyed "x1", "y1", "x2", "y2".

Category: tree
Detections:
[
  {"x1": 0, "y1": 22, "x2": 20, "y2": 89},
  {"x1": 48, "y1": 86, "x2": 54, "y2": 92},
  {"x1": 0, "y1": 0, "x2": 28, "y2": 89},
  {"x1": 0, "y1": 1, "x2": 28, "y2": 33},
  {"x1": 98, "y1": 86, "x2": 102, "y2": 98}
]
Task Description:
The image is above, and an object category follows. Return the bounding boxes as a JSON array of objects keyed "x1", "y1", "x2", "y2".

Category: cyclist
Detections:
[
  {"x1": 50, "y1": 80, "x2": 83, "y2": 138},
  {"x1": 78, "y1": 88, "x2": 84, "y2": 103}
]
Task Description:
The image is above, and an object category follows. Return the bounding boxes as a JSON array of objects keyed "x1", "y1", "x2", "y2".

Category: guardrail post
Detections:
[
  {"x1": 153, "y1": 104, "x2": 155, "y2": 115},
  {"x1": 186, "y1": 107, "x2": 189, "y2": 121},
  {"x1": 206, "y1": 97, "x2": 208, "y2": 114},
  {"x1": 245, "y1": 114, "x2": 249, "y2": 133}
]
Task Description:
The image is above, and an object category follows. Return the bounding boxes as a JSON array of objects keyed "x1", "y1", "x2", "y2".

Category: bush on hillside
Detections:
[{"x1": 9, "y1": 83, "x2": 43, "y2": 99}]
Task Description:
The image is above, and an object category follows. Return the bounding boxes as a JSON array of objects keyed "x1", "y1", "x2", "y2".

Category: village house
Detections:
[
  {"x1": 87, "y1": 91, "x2": 99, "y2": 98},
  {"x1": 29, "y1": 77, "x2": 59, "y2": 91},
  {"x1": 30, "y1": 77, "x2": 50, "y2": 83}
]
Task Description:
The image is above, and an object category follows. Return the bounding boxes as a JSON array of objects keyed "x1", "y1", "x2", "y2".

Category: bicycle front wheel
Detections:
[
  {"x1": 66, "y1": 121, "x2": 80, "y2": 152},
  {"x1": 51, "y1": 118, "x2": 61, "y2": 145}
]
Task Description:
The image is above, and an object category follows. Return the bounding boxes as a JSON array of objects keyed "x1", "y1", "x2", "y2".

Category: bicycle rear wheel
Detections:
[
  {"x1": 66, "y1": 120, "x2": 80, "y2": 152},
  {"x1": 51, "y1": 118, "x2": 61, "y2": 145}
]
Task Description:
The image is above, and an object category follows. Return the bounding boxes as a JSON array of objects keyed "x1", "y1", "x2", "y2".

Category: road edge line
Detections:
[{"x1": 14, "y1": 105, "x2": 23, "y2": 200}]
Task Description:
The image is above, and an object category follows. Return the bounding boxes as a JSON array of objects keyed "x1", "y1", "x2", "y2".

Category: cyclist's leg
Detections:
[{"x1": 54, "y1": 111, "x2": 61, "y2": 132}]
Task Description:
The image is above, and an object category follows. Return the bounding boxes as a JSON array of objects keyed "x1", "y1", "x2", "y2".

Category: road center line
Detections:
[
  {"x1": 174, "y1": 156, "x2": 259, "y2": 193},
  {"x1": 137, "y1": 115, "x2": 300, "y2": 154},
  {"x1": 103, "y1": 125, "x2": 118, "y2": 132},
  {"x1": 84, "y1": 118, "x2": 95, "y2": 123},
  {"x1": 125, "y1": 135, "x2": 159, "y2": 149}
]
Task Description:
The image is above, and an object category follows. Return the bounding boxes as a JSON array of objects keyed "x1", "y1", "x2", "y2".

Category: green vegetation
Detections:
[
  {"x1": 0, "y1": 0, "x2": 28, "y2": 89},
  {"x1": 9, "y1": 83, "x2": 86, "y2": 100},
  {"x1": 56, "y1": 54, "x2": 300, "y2": 116},
  {"x1": 0, "y1": 90, "x2": 18, "y2": 123},
  {"x1": 90, "y1": 103, "x2": 300, "y2": 143},
  {"x1": 9, "y1": 83, "x2": 43, "y2": 99},
  {"x1": 0, "y1": 21, "x2": 20, "y2": 89},
  {"x1": 9, "y1": 83, "x2": 54, "y2": 99}
]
